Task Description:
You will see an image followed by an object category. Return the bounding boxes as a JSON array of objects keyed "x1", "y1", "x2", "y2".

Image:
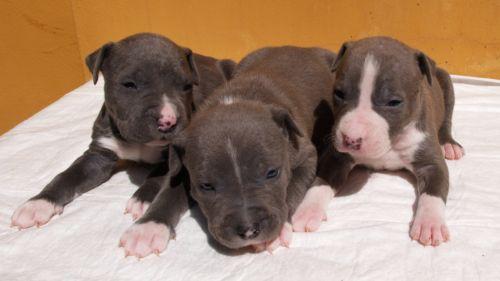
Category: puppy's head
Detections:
[
  {"x1": 86, "y1": 33, "x2": 199, "y2": 145},
  {"x1": 330, "y1": 36, "x2": 434, "y2": 159},
  {"x1": 169, "y1": 101, "x2": 302, "y2": 249}
]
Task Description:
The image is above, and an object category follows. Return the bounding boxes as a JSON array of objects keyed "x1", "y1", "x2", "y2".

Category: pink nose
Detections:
[
  {"x1": 157, "y1": 114, "x2": 177, "y2": 133},
  {"x1": 342, "y1": 133, "x2": 362, "y2": 151}
]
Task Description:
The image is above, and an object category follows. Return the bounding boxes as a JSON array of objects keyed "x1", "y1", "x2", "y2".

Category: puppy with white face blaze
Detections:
[
  {"x1": 119, "y1": 46, "x2": 336, "y2": 257},
  {"x1": 315, "y1": 36, "x2": 464, "y2": 247},
  {"x1": 11, "y1": 33, "x2": 236, "y2": 230}
]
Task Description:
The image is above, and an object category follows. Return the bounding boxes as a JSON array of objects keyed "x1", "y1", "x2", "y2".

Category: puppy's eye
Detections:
[
  {"x1": 122, "y1": 81, "x2": 137, "y2": 90},
  {"x1": 334, "y1": 89, "x2": 345, "y2": 101},
  {"x1": 200, "y1": 183, "x2": 215, "y2": 191},
  {"x1": 386, "y1": 99, "x2": 403, "y2": 107},
  {"x1": 266, "y1": 168, "x2": 280, "y2": 180},
  {"x1": 183, "y1": 84, "x2": 193, "y2": 91}
]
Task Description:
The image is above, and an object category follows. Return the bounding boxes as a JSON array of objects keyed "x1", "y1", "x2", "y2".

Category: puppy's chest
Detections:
[
  {"x1": 354, "y1": 126, "x2": 426, "y2": 171},
  {"x1": 97, "y1": 137, "x2": 165, "y2": 164}
]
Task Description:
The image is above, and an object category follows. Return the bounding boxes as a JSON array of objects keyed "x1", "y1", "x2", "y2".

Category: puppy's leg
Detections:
[
  {"x1": 254, "y1": 143, "x2": 318, "y2": 253},
  {"x1": 436, "y1": 68, "x2": 464, "y2": 160},
  {"x1": 410, "y1": 141, "x2": 450, "y2": 247},
  {"x1": 125, "y1": 164, "x2": 167, "y2": 220},
  {"x1": 120, "y1": 175, "x2": 190, "y2": 258},
  {"x1": 11, "y1": 148, "x2": 118, "y2": 229},
  {"x1": 292, "y1": 150, "x2": 353, "y2": 232}
]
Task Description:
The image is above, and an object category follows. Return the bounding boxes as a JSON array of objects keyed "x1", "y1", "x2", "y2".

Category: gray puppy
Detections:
[
  {"x1": 310, "y1": 36, "x2": 464, "y2": 247},
  {"x1": 118, "y1": 46, "x2": 336, "y2": 258},
  {"x1": 11, "y1": 33, "x2": 235, "y2": 228}
]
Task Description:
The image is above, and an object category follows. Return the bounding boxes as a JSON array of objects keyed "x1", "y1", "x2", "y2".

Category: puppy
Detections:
[
  {"x1": 118, "y1": 46, "x2": 336, "y2": 258},
  {"x1": 313, "y1": 36, "x2": 464, "y2": 246},
  {"x1": 11, "y1": 33, "x2": 235, "y2": 228}
]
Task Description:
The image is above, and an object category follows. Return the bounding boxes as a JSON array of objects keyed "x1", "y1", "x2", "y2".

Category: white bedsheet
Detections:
[{"x1": 1, "y1": 75, "x2": 499, "y2": 281}]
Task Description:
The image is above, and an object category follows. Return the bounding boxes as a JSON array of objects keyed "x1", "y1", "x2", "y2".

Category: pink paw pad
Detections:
[
  {"x1": 442, "y1": 143, "x2": 465, "y2": 160},
  {"x1": 124, "y1": 198, "x2": 150, "y2": 220},
  {"x1": 119, "y1": 222, "x2": 170, "y2": 259},
  {"x1": 410, "y1": 194, "x2": 450, "y2": 247},
  {"x1": 292, "y1": 185, "x2": 333, "y2": 232},
  {"x1": 11, "y1": 199, "x2": 63, "y2": 229}
]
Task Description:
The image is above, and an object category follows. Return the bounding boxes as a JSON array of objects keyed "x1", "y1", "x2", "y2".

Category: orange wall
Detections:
[
  {"x1": 1, "y1": 0, "x2": 499, "y2": 134},
  {"x1": 0, "y1": 0, "x2": 85, "y2": 134}
]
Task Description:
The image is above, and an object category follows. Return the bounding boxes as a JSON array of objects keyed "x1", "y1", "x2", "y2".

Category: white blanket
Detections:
[{"x1": 1, "y1": 75, "x2": 499, "y2": 281}]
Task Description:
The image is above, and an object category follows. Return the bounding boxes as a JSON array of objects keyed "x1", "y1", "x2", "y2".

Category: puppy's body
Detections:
[
  {"x1": 119, "y1": 46, "x2": 336, "y2": 257},
  {"x1": 11, "y1": 33, "x2": 235, "y2": 228},
  {"x1": 315, "y1": 36, "x2": 463, "y2": 246}
]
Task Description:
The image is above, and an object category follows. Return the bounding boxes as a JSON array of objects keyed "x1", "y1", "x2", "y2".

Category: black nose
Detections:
[{"x1": 236, "y1": 223, "x2": 261, "y2": 240}]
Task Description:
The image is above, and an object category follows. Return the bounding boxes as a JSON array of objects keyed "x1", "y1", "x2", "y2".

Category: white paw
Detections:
[
  {"x1": 252, "y1": 222, "x2": 293, "y2": 253},
  {"x1": 292, "y1": 185, "x2": 333, "y2": 232},
  {"x1": 442, "y1": 143, "x2": 465, "y2": 160},
  {"x1": 124, "y1": 198, "x2": 150, "y2": 220},
  {"x1": 119, "y1": 222, "x2": 170, "y2": 258},
  {"x1": 410, "y1": 194, "x2": 450, "y2": 246},
  {"x1": 11, "y1": 199, "x2": 63, "y2": 229}
]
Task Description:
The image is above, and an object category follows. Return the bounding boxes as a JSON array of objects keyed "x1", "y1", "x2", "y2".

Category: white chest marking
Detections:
[
  {"x1": 354, "y1": 122, "x2": 426, "y2": 171},
  {"x1": 97, "y1": 136, "x2": 165, "y2": 164}
]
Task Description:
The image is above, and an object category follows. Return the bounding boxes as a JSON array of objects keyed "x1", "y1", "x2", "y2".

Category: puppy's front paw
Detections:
[
  {"x1": 253, "y1": 222, "x2": 292, "y2": 253},
  {"x1": 11, "y1": 199, "x2": 63, "y2": 229},
  {"x1": 442, "y1": 143, "x2": 465, "y2": 160},
  {"x1": 410, "y1": 194, "x2": 450, "y2": 247},
  {"x1": 292, "y1": 185, "x2": 333, "y2": 232},
  {"x1": 124, "y1": 197, "x2": 150, "y2": 220},
  {"x1": 119, "y1": 222, "x2": 171, "y2": 258},
  {"x1": 292, "y1": 205, "x2": 326, "y2": 232}
]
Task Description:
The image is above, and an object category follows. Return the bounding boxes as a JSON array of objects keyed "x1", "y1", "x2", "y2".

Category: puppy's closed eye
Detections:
[
  {"x1": 199, "y1": 183, "x2": 215, "y2": 191},
  {"x1": 122, "y1": 81, "x2": 138, "y2": 90},
  {"x1": 265, "y1": 168, "x2": 280, "y2": 180}
]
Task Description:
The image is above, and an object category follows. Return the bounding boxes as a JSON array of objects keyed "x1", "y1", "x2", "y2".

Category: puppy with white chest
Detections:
[
  {"x1": 11, "y1": 33, "x2": 235, "y2": 228},
  {"x1": 313, "y1": 36, "x2": 464, "y2": 246},
  {"x1": 118, "y1": 46, "x2": 336, "y2": 257}
]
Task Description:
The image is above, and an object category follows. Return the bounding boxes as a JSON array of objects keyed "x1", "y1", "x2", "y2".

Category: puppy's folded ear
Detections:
[
  {"x1": 331, "y1": 41, "x2": 351, "y2": 72},
  {"x1": 85, "y1": 42, "x2": 114, "y2": 84},
  {"x1": 271, "y1": 107, "x2": 303, "y2": 149},
  {"x1": 184, "y1": 48, "x2": 200, "y2": 86},
  {"x1": 217, "y1": 59, "x2": 237, "y2": 81},
  {"x1": 416, "y1": 52, "x2": 436, "y2": 85}
]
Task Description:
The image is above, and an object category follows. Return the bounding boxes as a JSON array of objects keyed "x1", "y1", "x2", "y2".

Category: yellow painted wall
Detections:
[
  {"x1": 1, "y1": 0, "x2": 499, "y2": 134},
  {"x1": 0, "y1": 0, "x2": 85, "y2": 134}
]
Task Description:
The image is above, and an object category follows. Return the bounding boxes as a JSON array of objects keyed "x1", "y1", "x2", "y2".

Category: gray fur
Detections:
[
  {"x1": 28, "y1": 33, "x2": 234, "y2": 208},
  {"x1": 138, "y1": 46, "x2": 335, "y2": 249}
]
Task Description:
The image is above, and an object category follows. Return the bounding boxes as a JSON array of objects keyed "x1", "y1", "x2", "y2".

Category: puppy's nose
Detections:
[
  {"x1": 236, "y1": 223, "x2": 261, "y2": 240},
  {"x1": 342, "y1": 133, "x2": 362, "y2": 151},
  {"x1": 157, "y1": 114, "x2": 177, "y2": 133}
]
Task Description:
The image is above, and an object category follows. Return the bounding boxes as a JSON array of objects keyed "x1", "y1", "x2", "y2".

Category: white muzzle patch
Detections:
[{"x1": 335, "y1": 54, "x2": 392, "y2": 159}]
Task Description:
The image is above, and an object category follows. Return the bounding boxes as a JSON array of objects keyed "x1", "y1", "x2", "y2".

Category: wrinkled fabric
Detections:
[{"x1": 1, "y1": 75, "x2": 499, "y2": 281}]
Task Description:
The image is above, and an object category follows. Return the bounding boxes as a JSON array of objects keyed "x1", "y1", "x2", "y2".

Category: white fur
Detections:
[
  {"x1": 125, "y1": 198, "x2": 150, "y2": 220},
  {"x1": 226, "y1": 138, "x2": 242, "y2": 183},
  {"x1": 336, "y1": 54, "x2": 392, "y2": 159},
  {"x1": 119, "y1": 222, "x2": 171, "y2": 258},
  {"x1": 415, "y1": 193, "x2": 445, "y2": 219},
  {"x1": 354, "y1": 122, "x2": 426, "y2": 171},
  {"x1": 410, "y1": 193, "x2": 449, "y2": 246},
  {"x1": 221, "y1": 96, "x2": 235, "y2": 105},
  {"x1": 97, "y1": 136, "x2": 164, "y2": 164},
  {"x1": 11, "y1": 199, "x2": 63, "y2": 229},
  {"x1": 161, "y1": 96, "x2": 177, "y2": 115},
  {"x1": 292, "y1": 185, "x2": 334, "y2": 232},
  {"x1": 336, "y1": 54, "x2": 425, "y2": 171}
]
